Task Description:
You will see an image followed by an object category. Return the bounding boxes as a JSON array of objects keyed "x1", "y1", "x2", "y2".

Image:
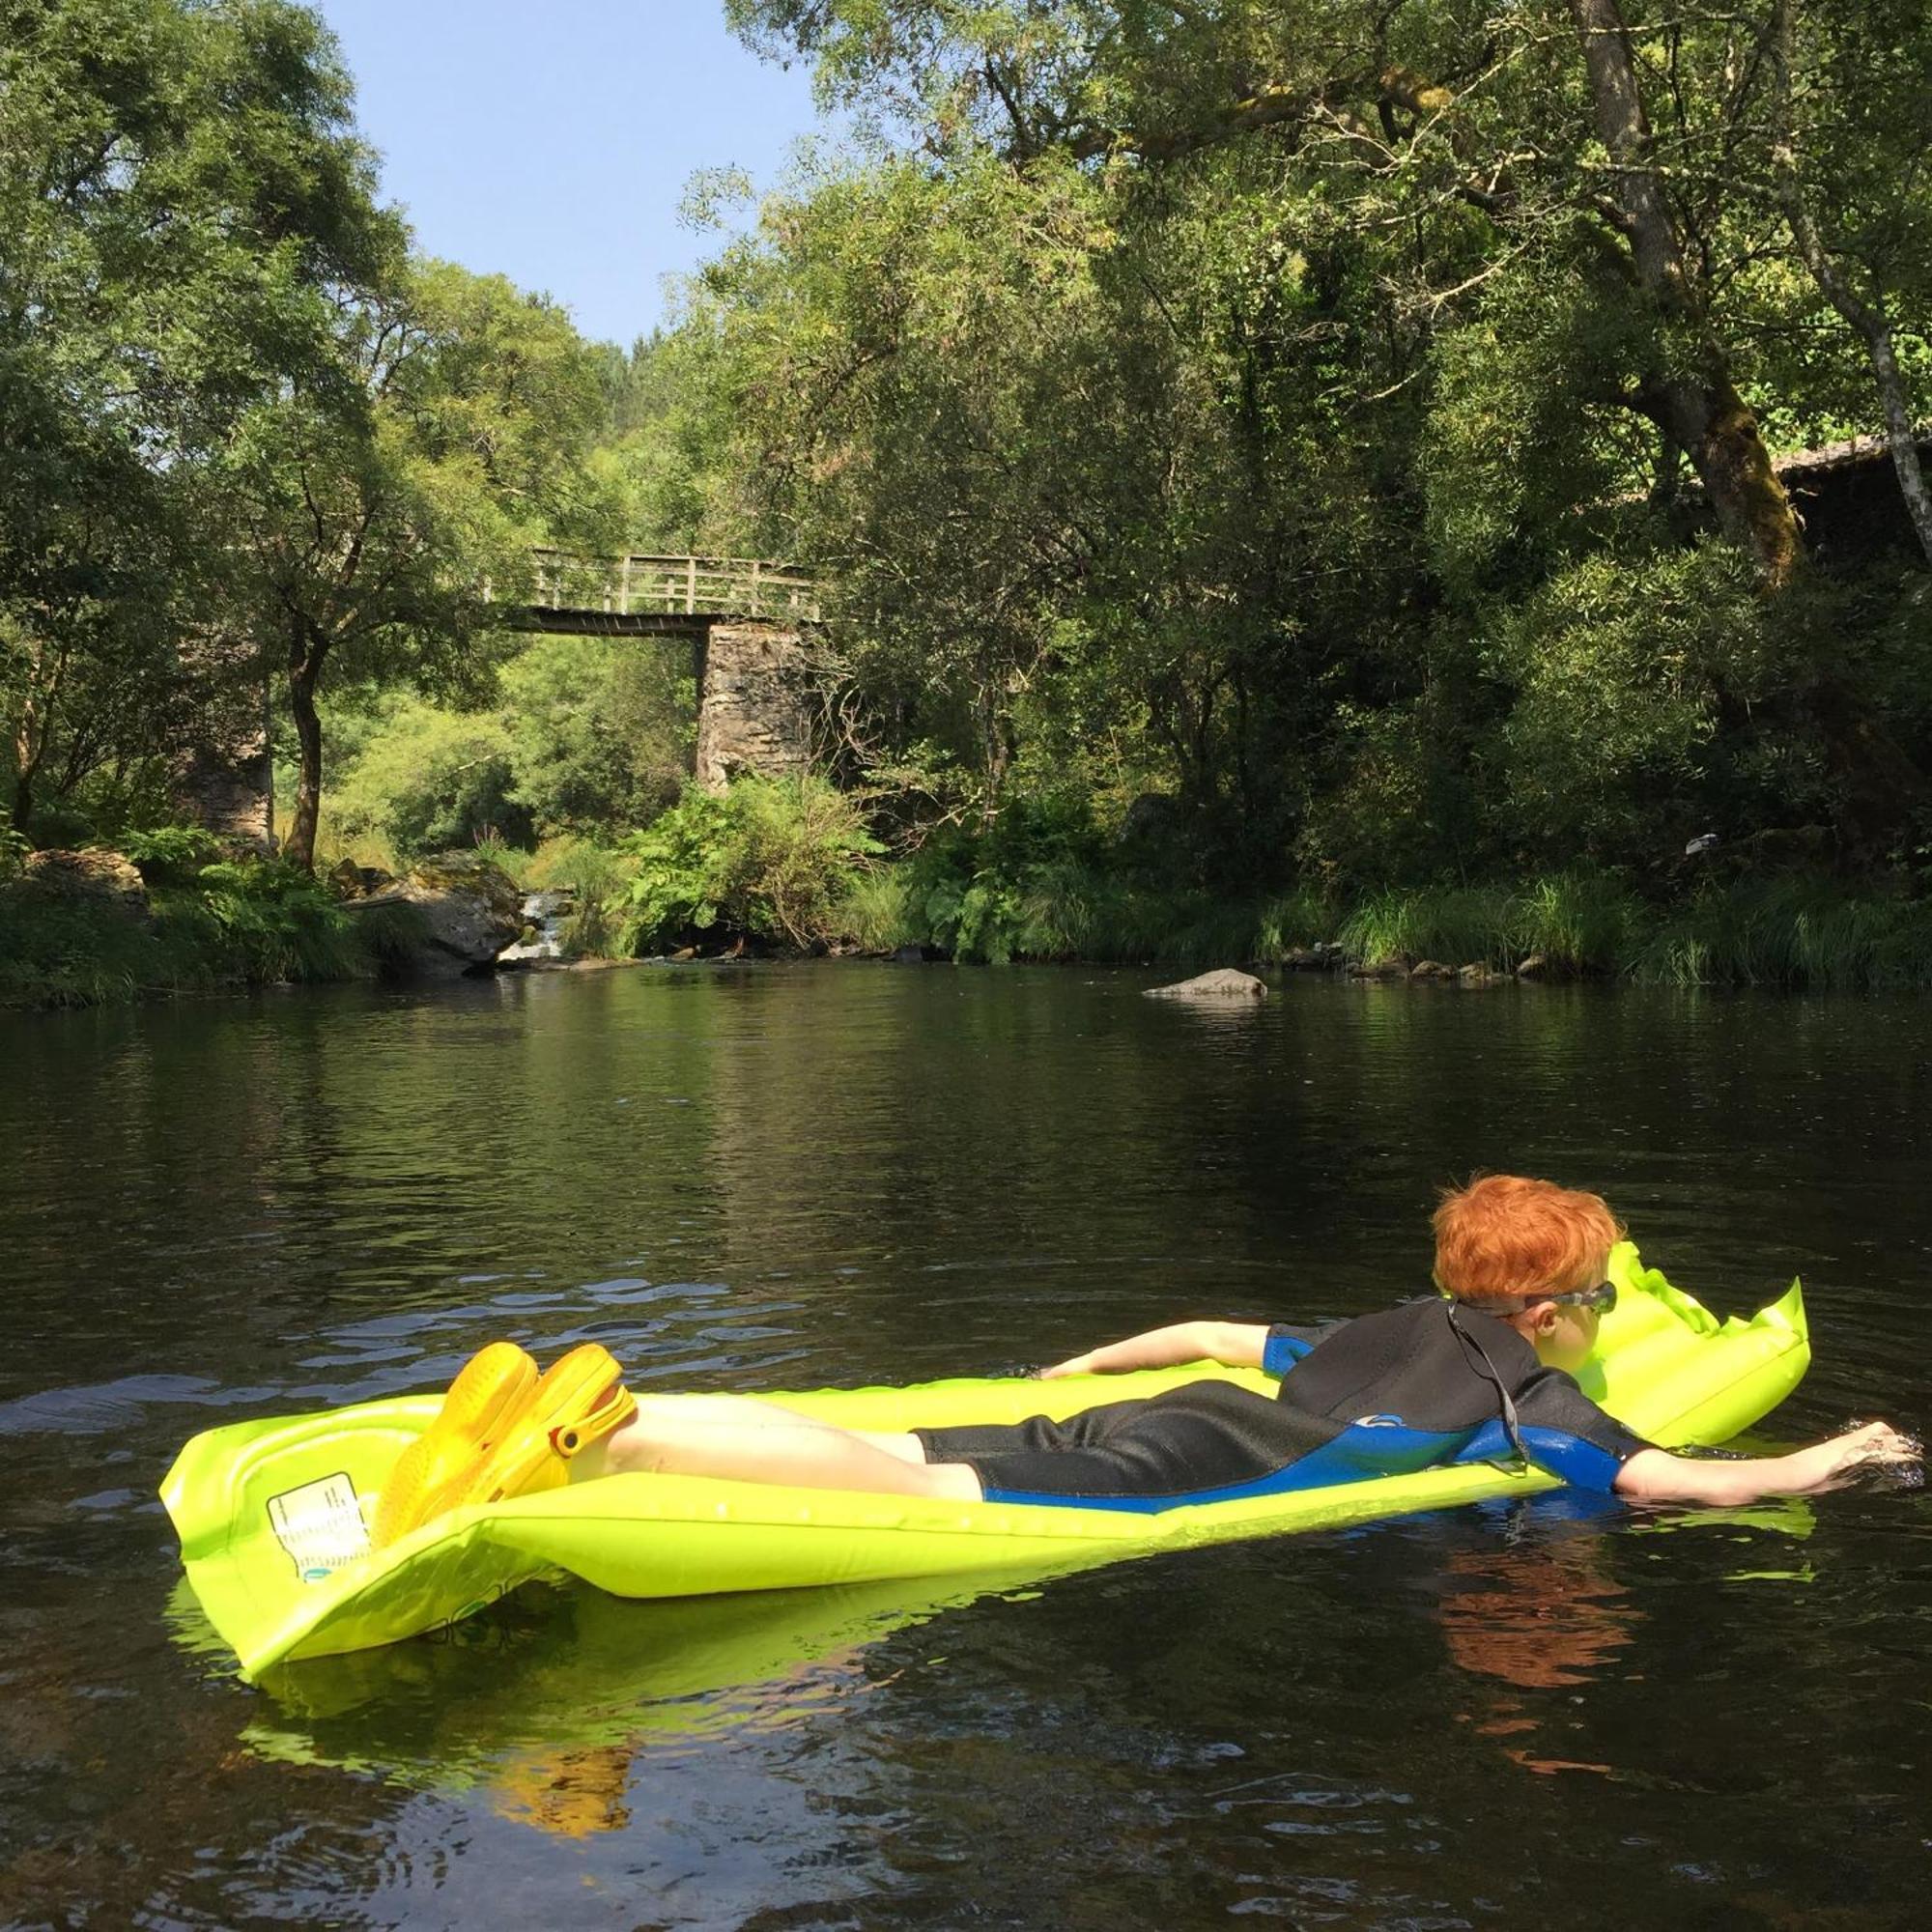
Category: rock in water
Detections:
[
  {"x1": 344, "y1": 852, "x2": 524, "y2": 979},
  {"x1": 1144, "y1": 968, "x2": 1268, "y2": 1001}
]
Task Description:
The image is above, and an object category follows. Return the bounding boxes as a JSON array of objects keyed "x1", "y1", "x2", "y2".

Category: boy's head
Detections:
[{"x1": 1433, "y1": 1175, "x2": 1624, "y2": 1368}]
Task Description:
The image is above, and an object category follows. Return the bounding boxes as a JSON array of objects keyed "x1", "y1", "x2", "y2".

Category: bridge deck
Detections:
[{"x1": 496, "y1": 552, "x2": 820, "y2": 631}]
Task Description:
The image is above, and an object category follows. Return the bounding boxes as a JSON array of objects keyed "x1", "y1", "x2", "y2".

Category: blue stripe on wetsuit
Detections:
[
  {"x1": 1262, "y1": 1329, "x2": 1320, "y2": 1378},
  {"x1": 1451, "y1": 1417, "x2": 1627, "y2": 1494},
  {"x1": 980, "y1": 1419, "x2": 1462, "y2": 1514},
  {"x1": 979, "y1": 1414, "x2": 1631, "y2": 1515}
]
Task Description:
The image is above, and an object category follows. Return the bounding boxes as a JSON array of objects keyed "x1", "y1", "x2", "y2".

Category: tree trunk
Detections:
[
  {"x1": 9, "y1": 742, "x2": 32, "y2": 835},
  {"x1": 1770, "y1": 0, "x2": 1932, "y2": 568},
  {"x1": 1571, "y1": 0, "x2": 1804, "y2": 583},
  {"x1": 285, "y1": 620, "x2": 325, "y2": 872}
]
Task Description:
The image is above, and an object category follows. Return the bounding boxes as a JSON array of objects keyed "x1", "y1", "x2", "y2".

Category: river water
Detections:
[{"x1": 1, "y1": 965, "x2": 1928, "y2": 1929}]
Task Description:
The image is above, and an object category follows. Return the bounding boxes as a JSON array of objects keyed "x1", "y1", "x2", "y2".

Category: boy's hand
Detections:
[
  {"x1": 1820, "y1": 1421, "x2": 1919, "y2": 1480},
  {"x1": 1038, "y1": 1350, "x2": 1101, "y2": 1380}
]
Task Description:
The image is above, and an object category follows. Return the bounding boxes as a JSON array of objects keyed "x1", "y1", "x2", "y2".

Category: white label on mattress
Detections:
[{"x1": 267, "y1": 1472, "x2": 370, "y2": 1581}]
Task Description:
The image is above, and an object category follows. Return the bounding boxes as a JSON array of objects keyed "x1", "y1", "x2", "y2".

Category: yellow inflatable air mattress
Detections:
[{"x1": 161, "y1": 1243, "x2": 1809, "y2": 1678}]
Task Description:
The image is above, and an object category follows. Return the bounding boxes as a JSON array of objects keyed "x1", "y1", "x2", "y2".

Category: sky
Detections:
[{"x1": 312, "y1": 0, "x2": 834, "y2": 347}]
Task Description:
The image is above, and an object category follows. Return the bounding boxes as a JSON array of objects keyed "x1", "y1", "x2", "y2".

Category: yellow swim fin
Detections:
[
  {"x1": 379, "y1": 1343, "x2": 638, "y2": 1545},
  {"x1": 373, "y1": 1340, "x2": 538, "y2": 1548}
]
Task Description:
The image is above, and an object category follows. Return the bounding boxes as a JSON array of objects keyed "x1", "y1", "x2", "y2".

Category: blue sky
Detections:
[{"x1": 312, "y1": 1, "x2": 833, "y2": 347}]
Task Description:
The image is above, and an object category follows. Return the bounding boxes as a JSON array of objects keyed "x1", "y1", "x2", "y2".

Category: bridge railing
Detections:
[{"x1": 521, "y1": 551, "x2": 821, "y2": 622}]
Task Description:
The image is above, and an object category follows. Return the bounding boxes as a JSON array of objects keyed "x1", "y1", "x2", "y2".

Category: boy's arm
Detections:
[
  {"x1": 1614, "y1": 1423, "x2": 1916, "y2": 1503},
  {"x1": 1039, "y1": 1321, "x2": 1271, "y2": 1379}
]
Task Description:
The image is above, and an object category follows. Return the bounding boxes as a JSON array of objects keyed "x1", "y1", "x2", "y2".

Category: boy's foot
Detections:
[
  {"x1": 374, "y1": 1340, "x2": 539, "y2": 1547},
  {"x1": 375, "y1": 1343, "x2": 639, "y2": 1546}
]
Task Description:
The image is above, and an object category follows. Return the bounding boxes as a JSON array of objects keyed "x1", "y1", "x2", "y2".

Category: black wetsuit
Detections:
[{"x1": 913, "y1": 1299, "x2": 1652, "y2": 1511}]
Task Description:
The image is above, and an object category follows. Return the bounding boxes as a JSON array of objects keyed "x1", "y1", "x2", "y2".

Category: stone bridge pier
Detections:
[{"x1": 694, "y1": 621, "x2": 817, "y2": 791}]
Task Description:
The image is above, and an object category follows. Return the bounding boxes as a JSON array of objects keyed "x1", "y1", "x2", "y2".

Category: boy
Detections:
[{"x1": 376, "y1": 1175, "x2": 1916, "y2": 1545}]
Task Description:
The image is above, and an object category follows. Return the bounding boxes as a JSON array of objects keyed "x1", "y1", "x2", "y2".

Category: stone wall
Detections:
[
  {"x1": 172, "y1": 657, "x2": 274, "y2": 849},
  {"x1": 694, "y1": 621, "x2": 816, "y2": 792}
]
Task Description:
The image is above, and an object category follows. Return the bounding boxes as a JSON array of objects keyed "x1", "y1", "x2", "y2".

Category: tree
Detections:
[
  {"x1": 714, "y1": 0, "x2": 1932, "y2": 861},
  {"x1": 1769, "y1": 0, "x2": 1932, "y2": 565},
  {"x1": 215, "y1": 260, "x2": 614, "y2": 869},
  {"x1": 0, "y1": 0, "x2": 393, "y2": 832}
]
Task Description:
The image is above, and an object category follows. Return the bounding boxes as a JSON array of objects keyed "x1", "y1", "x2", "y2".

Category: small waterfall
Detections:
[{"x1": 497, "y1": 889, "x2": 576, "y2": 965}]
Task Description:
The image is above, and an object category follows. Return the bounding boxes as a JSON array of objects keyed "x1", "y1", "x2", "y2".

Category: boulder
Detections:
[
  {"x1": 15, "y1": 847, "x2": 151, "y2": 922},
  {"x1": 344, "y1": 852, "x2": 523, "y2": 979},
  {"x1": 1282, "y1": 942, "x2": 1346, "y2": 972},
  {"x1": 1348, "y1": 956, "x2": 1408, "y2": 980},
  {"x1": 1145, "y1": 967, "x2": 1268, "y2": 1001},
  {"x1": 327, "y1": 858, "x2": 396, "y2": 900},
  {"x1": 1409, "y1": 959, "x2": 1456, "y2": 980},
  {"x1": 1515, "y1": 952, "x2": 1567, "y2": 981}
]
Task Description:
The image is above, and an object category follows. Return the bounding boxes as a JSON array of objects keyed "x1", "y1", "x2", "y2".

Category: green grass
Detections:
[
  {"x1": 1630, "y1": 880, "x2": 1932, "y2": 991},
  {"x1": 821, "y1": 863, "x2": 1932, "y2": 991}
]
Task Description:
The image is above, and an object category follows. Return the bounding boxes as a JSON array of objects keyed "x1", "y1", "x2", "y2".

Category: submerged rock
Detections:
[{"x1": 1145, "y1": 967, "x2": 1268, "y2": 1001}]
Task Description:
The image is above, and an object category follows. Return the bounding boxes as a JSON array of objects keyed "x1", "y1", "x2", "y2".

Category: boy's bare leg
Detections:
[{"x1": 575, "y1": 1393, "x2": 981, "y2": 1500}]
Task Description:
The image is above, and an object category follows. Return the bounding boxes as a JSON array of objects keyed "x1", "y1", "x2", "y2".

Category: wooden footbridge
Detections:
[
  {"x1": 496, "y1": 552, "x2": 821, "y2": 635},
  {"x1": 487, "y1": 553, "x2": 827, "y2": 793}
]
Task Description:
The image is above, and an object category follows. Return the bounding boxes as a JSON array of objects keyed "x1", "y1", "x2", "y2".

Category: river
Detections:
[{"x1": 2, "y1": 964, "x2": 1928, "y2": 1928}]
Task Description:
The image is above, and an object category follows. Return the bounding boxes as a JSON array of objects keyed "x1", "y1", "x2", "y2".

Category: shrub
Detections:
[
  {"x1": 189, "y1": 858, "x2": 367, "y2": 982},
  {"x1": 523, "y1": 835, "x2": 630, "y2": 955},
  {"x1": 122, "y1": 824, "x2": 221, "y2": 884},
  {"x1": 616, "y1": 777, "x2": 884, "y2": 952}
]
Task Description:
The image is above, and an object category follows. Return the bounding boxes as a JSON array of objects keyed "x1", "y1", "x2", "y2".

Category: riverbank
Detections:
[
  {"x1": 13, "y1": 831, "x2": 1932, "y2": 1009},
  {"x1": 0, "y1": 839, "x2": 428, "y2": 1009}
]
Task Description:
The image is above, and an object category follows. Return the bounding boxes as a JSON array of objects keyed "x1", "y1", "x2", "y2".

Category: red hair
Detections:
[{"x1": 1432, "y1": 1175, "x2": 1623, "y2": 1305}]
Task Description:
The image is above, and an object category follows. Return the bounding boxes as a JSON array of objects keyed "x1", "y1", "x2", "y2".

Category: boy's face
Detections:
[
  {"x1": 1523, "y1": 1250, "x2": 1613, "y2": 1370},
  {"x1": 1529, "y1": 1300, "x2": 1602, "y2": 1372}
]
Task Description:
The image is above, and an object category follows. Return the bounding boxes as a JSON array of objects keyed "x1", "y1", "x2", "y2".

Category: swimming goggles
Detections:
[{"x1": 1446, "y1": 1281, "x2": 1617, "y2": 1317}]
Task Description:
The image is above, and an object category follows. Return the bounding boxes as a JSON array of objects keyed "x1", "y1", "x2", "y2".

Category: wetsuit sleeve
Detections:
[
  {"x1": 1510, "y1": 1368, "x2": 1653, "y2": 1492},
  {"x1": 1262, "y1": 1321, "x2": 1337, "y2": 1379}
]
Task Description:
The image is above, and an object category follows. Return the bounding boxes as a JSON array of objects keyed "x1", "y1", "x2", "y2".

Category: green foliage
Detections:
[
  {"x1": 616, "y1": 778, "x2": 884, "y2": 952},
  {"x1": 1632, "y1": 879, "x2": 1932, "y2": 991},
  {"x1": 498, "y1": 634, "x2": 693, "y2": 836},
  {"x1": 523, "y1": 836, "x2": 630, "y2": 955},
  {"x1": 327, "y1": 697, "x2": 531, "y2": 862},
  {"x1": 185, "y1": 860, "x2": 369, "y2": 984},
  {"x1": 0, "y1": 855, "x2": 374, "y2": 1008},
  {"x1": 1335, "y1": 875, "x2": 1643, "y2": 974},
  {"x1": 122, "y1": 825, "x2": 221, "y2": 884},
  {"x1": 1, "y1": 0, "x2": 395, "y2": 831}
]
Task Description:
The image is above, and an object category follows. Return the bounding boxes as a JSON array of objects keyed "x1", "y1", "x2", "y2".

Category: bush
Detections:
[
  {"x1": 616, "y1": 777, "x2": 884, "y2": 952},
  {"x1": 122, "y1": 824, "x2": 221, "y2": 884},
  {"x1": 0, "y1": 853, "x2": 374, "y2": 1007},
  {"x1": 1631, "y1": 879, "x2": 1932, "y2": 991},
  {"x1": 188, "y1": 858, "x2": 368, "y2": 982}
]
